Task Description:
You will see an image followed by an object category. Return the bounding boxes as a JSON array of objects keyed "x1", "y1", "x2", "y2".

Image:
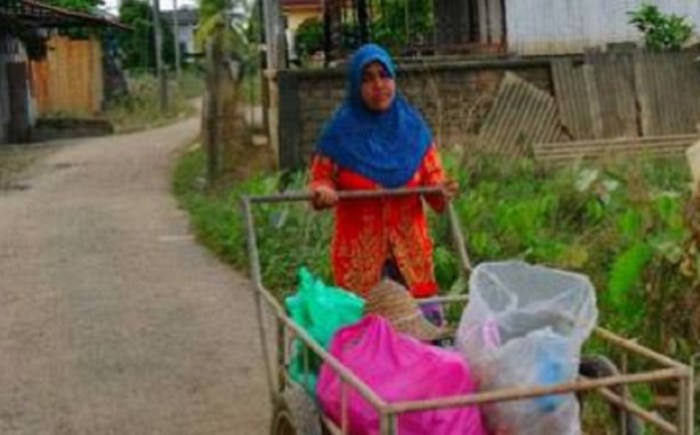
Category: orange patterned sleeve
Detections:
[
  {"x1": 420, "y1": 144, "x2": 448, "y2": 212},
  {"x1": 309, "y1": 155, "x2": 338, "y2": 210},
  {"x1": 309, "y1": 154, "x2": 337, "y2": 190}
]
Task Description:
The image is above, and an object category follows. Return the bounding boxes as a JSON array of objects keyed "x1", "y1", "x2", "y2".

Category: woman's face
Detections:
[{"x1": 360, "y1": 61, "x2": 395, "y2": 112}]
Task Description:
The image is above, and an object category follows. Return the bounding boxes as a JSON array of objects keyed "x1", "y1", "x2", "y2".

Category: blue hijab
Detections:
[{"x1": 316, "y1": 44, "x2": 433, "y2": 188}]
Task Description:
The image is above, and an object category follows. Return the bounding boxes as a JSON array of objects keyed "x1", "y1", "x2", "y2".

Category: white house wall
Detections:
[
  {"x1": 177, "y1": 25, "x2": 196, "y2": 57},
  {"x1": 505, "y1": 0, "x2": 700, "y2": 55}
]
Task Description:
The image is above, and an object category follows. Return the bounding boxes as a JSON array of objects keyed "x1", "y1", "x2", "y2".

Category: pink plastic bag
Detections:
[{"x1": 317, "y1": 315, "x2": 486, "y2": 435}]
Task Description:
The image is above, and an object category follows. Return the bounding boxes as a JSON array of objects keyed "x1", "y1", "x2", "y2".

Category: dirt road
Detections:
[{"x1": 0, "y1": 118, "x2": 269, "y2": 434}]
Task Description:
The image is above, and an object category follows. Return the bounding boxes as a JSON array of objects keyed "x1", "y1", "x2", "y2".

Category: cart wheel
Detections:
[
  {"x1": 579, "y1": 355, "x2": 644, "y2": 435},
  {"x1": 270, "y1": 383, "x2": 323, "y2": 435}
]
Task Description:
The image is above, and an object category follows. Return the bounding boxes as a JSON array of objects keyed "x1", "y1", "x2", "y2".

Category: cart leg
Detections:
[
  {"x1": 579, "y1": 355, "x2": 644, "y2": 435},
  {"x1": 380, "y1": 413, "x2": 398, "y2": 435},
  {"x1": 243, "y1": 198, "x2": 278, "y2": 404},
  {"x1": 254, "y1": 282, "x2": 277, "y2": 404},
  {"x1": 447, "y1": 203, "x2": 472, "y2": 275},
  {"x1": 270, "y1": 383, "x2": 322, "y2": 435},
  {"x1": 678, "y1": 370, "x2": 694, "y2": 435}
]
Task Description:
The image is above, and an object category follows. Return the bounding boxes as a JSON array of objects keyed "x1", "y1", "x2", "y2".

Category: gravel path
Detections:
[{"x1": 0, "y1": 118, "x2": 269, "y2": 434}]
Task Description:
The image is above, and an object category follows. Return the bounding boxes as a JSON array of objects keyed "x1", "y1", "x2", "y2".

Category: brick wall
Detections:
[{"x1": 277, "y1": 58, "x2": 555, "y2": 169}]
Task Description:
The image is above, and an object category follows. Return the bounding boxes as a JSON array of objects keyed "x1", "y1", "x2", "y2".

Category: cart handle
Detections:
[
  {"x1": 242, "y1": 187, "x2": 472, "y2": 274},
  {"x1": 247, "y1": 186, "x2": 445, "y2": 204}
]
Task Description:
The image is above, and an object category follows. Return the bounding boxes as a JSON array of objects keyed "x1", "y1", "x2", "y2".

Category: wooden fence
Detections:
[
  {"x1": 478, "y1": 51, "x2": 700, "y2": 163},
  {"x1": 30, "y1": 35, "x2": 103, "y2": 116},
  {"x1": 533, "y1": 134, "x2": 699, "y2": 164}
]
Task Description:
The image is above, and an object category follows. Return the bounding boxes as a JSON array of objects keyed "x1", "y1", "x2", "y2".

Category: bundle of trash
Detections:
[
  {"x1": 456, "y1": 261, "x2": 598, "y2": 435},
  {"x1": 285, "y1": 261, "x2": 598, "y2": 435}
]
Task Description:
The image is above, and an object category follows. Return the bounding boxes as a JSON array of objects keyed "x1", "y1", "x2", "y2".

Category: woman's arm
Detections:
[
  {"x1": 420, "y1": 145, "x2": 457, "y2": 212},
  {"x1": 309, "y1": 154, "x2": 339, "y2": 209}
]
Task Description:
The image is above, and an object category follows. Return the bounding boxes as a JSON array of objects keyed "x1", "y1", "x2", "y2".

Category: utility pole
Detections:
[
  {"x1": 152, "y1": 0, "x2": 168, "y2": 112},
  {"x1": 262, "y1": 0, "x2": 284, "y2": 71},
  {"x1": 262, "y1": 0, "x2": 285, "y2": 160},
  {"x1": 358, "y1": 0, "x2": 369, "y2": 44},
  {"x1": 173, "y1": 0, "x2": 182, "y2": 81}
]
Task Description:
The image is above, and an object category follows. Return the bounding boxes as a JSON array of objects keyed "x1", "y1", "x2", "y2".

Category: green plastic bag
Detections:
[{"x1": 285, "y1": 267, "x2": 365, "y2": 396}]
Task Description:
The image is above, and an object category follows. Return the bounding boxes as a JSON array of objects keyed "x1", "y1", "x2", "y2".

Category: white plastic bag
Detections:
[{"x1": 456, "y1": 261, "x2": 598, "y2": 435}]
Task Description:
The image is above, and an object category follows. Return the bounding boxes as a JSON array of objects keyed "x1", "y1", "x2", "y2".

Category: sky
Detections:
[{"x1": 103, "y1": 0, "x2": 198, "y2": 14}]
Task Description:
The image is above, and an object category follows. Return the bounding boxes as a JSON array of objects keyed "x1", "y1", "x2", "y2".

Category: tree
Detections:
[
  {"x1": 371, "y1": 0, "x2": 433, "y2": 52},
  {"x1": 195, "y1": 0, "x2": 253, "y2": 69},
  {"x1": 295, "y1": 17, "x2": 323, "y2": 60},
  {"x1": 118, "y1": 0, "x2": 175, "y2": 71},
  {"x1": 43, "y1": 0, "x2": 102, "y2": 13}
]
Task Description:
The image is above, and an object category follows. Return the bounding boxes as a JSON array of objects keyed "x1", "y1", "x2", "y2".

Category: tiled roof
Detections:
[{"x1": 0, "y1": 0, "x2": 129, "y2": 29}]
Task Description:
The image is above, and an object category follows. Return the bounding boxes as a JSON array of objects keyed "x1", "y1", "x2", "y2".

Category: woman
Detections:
[{"x1": 309, "y1": 44, "x2": 457, "y2": 322}]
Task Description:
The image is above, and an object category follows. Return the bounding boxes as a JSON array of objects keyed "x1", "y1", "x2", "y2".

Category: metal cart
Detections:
[{"x1": 241, "y1": 188, "x2": 695, "y2": 435}]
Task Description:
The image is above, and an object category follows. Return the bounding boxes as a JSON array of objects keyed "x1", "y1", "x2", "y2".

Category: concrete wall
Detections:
[{"x1": 277, "y1": 58, "x2": 554, "y2": 168}]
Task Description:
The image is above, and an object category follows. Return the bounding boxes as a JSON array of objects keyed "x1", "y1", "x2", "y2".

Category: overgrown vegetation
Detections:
[
  {"x1": 104, "y1": 71, "x2": 202, "y2": 132},
  {"x1": 44, "y1": 0, "x2": 101, "y2": 12},
  {"x1": 295, "y1": 18, "x2": 324, "y2": 62},
  {"x1": 195, "y1": 0, "x2": 253, "y2": 68},
  {"x1": 446, "y1": 153, "x2": 700, "y2": 359},
  {"x1": 174, "y1": 147, "x2": 700, "y2": 370},
  {"x1": 370, "y1": 0, "x2": 434, "y2": 52},
  {"x1": 629, "y1": 4, "x2": 695, "y2": 51}
]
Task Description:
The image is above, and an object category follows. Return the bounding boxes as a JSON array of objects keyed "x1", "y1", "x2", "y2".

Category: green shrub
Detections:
[
  {"x1": 629, "y1": 4, "x2": 695, "y2": 51},
  {"x1": 295, "y1": 18, "x2": 324, "y2": 60}
]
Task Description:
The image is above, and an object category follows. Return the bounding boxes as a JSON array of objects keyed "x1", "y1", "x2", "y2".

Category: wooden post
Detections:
[
  {"x1": 204, "y1": 36, "x2": 221, "y2": 184},
  {"x1": 326, "y1": 0, "x2": 342, "y2": 63},
  {"x1": 258, "y1": 0, "x2": 270, "y2": 133},
  {"x1": 262, "y1": 0, "x2": 285, "y2": 164},
  {"x1": 358, "y1": 0, "x2": 369, "y2": 44},
  {"x1": 262, "y1": 0, "x2": 284, "y2": 71},
  {"x1": 491, "y1": 0, "x2": 504, "y2": 44},
  {"x1": 152, "y1": 0, "x2": 168, "y2": 112},
  {"x1": 172, "y1": 0, "x2": 182, "y2": 81},
  {"x1": 6, "y1": 62, "x2": 31, "y2": 143},
  {"x1": 477, "y1": 0, "x2": 488, "y2": 43}
]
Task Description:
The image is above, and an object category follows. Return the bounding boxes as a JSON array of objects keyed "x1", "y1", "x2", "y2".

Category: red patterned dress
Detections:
[{"x1": 310, "y1": 144, "x2": 448, "y2": 298}]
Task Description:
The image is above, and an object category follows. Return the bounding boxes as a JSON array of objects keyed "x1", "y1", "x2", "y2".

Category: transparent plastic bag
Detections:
[{"x1": 456, "y1": 261, "x2": 598, "y2": 435}]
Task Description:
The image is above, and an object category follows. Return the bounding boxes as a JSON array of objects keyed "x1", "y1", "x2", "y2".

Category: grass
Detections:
[
  {"x1": 177, "y1": 68, "x2": 207, "y2": 99},
  {"x1": 240, "y1": 72, "x2": 262, "y2": 106},
  {"x1": 173, "y1": 147, "x2": 699, "y2": 429},
  {"x1": 104, "y1": 70, "x2": 203, "y2": 133},
  {"x1": 173, "y1": 145, "x2": 331, "y2": 294}
]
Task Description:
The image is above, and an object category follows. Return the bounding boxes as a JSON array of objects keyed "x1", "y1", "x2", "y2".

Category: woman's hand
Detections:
[
  {"x1": 312, "y1": 185, "x2": 339, "y2": 209},
  {"x1": 441, "y1": 179, "x2": 459, "y2": 200}
]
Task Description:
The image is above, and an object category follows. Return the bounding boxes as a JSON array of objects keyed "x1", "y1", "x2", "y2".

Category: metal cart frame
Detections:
[{"x1": 241, "y1": 188, "x2": 695, "y2": 435}]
